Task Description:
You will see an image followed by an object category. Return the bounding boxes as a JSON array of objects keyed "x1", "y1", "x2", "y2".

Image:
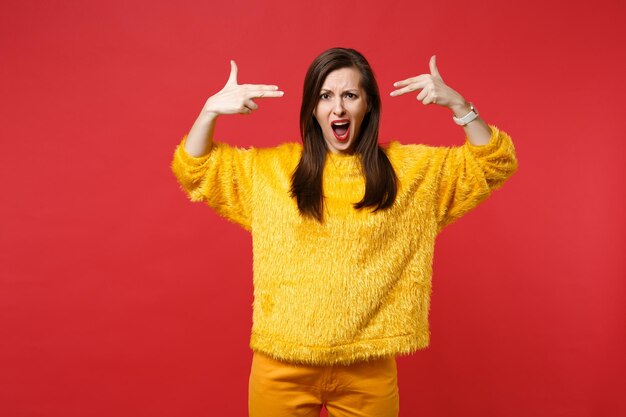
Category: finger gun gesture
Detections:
[
  {"x1": 390, "y1": 55, "x2": 464, "y2": 108},
  {"x1": 203, "y1": 60, "x2": 285, "y2": 116}
]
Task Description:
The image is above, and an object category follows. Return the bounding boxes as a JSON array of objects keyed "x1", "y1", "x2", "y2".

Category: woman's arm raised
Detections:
[
  {"x1": 389, "y1": 56, "x2": 518, "y2": 231},
  {"x1": 172, "y1": 60, "x2": 285, "y2": 230},
  {"x1": 184, "y1": 60, "x2": 285, "y2": 157},
  {"x1": 389, "y1": 55, "x2": 490, "y2": 145}
]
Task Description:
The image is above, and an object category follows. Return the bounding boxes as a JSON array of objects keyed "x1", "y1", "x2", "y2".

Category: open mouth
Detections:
[{"x1": 331, "y1": 120, "x2": 350, "y2": 141}]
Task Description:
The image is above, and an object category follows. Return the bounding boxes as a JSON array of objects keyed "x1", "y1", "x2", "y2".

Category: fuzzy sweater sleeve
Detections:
[
  {"x1": 171, "y1": 135, "x2": 256, "y2": 231},
  {"x1": 433, "y1": 124, "x2": 518, "y2": 232}
]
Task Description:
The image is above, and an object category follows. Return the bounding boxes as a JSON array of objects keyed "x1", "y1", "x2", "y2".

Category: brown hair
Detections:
[{"x1": 290, "y1": 47, "x2": 398, "y2": 222}]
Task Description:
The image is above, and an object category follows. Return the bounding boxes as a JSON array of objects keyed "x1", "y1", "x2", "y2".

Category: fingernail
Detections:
[
  {"x1": 393, "y1": 82, "x2": 398, "y2": 86},
  {"x1": 274, "y1": 86, "x2": 279, "y2": 90}
]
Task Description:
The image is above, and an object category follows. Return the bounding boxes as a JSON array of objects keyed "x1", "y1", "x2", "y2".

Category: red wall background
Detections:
[{"x1": 1, "y1": 0, "x2": 624, "y2": 416}]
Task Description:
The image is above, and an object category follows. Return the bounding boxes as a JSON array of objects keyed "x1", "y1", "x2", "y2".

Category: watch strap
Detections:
[{"x1": 452, "y1": 102, "x2": 479, "y2": 126}]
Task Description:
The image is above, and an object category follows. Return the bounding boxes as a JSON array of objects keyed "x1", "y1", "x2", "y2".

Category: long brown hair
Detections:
[{"x1": 290, "y1": 47, "x2": 397, "y2": 222}]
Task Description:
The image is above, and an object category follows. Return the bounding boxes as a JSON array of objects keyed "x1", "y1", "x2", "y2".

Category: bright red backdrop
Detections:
[{"x1": 1, "y1": 0, "x2": 624, "y2": 416}]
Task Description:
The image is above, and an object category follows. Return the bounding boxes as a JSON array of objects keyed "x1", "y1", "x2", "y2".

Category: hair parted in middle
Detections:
[{"x1": 290, "y1": 47, "x2": 398, "y2": 223}]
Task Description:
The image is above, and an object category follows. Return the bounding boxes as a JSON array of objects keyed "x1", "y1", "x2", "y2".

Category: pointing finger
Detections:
[
  {"x1": 393, "y1": 74, "x2": 429, "y2": 88},
  {"x1": 390, "y1": 80, "x2": 429, "y2": 96},
  {"x1": 227, "y1": 60, "x2": 238, "y2": 85},
  {"x1": 247, "y1": 90, "x2": 285, "y2": 99},
  {"x1": 250, "y1": 84, "x2": 282, "y2": 91},
  {"x1": 429, "y1": 55, "x2": 442, "y2": 79}
]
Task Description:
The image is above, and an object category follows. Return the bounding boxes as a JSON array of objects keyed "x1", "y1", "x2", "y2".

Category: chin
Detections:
[{"x1": 328, "y1": 139, "x2": 354, "y2": 154}]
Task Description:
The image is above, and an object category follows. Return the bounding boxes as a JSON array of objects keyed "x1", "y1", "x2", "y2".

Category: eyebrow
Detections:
[{"x1": 320, "y1": 88, "x2": 359, "y2": 93}]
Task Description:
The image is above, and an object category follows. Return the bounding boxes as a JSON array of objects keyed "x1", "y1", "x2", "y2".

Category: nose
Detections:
[{"x1": 332, "y1": 98, "x2": 346, "y2": 116}]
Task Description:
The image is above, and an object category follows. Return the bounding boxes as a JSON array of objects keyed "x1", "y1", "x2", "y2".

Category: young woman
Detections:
[{"x1": 171, "y1": 47, "x2": 518, "y2": 417}]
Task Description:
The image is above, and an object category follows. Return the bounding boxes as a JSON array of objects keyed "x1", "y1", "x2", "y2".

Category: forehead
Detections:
[{"x1": 321, "y1": 67, "x2": 362, "y2": 90}]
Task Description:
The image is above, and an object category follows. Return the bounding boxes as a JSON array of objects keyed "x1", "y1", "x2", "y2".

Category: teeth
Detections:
[{"x1": 333, "y1": 121, "x2": 349, "y2": 126}]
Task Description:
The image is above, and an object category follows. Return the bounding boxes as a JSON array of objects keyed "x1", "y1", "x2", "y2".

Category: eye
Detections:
[
  {"x1": 345, "y1": 93, "x2": 357, "y2": 99},
  {"x1": 320, "y1": 93, "x2": 330, "y2": 100}
]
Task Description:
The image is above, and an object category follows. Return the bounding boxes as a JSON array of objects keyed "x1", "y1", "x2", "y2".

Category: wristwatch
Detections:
[{"x1": 452, "y1": 102, "x2": 479, "y2": 126}]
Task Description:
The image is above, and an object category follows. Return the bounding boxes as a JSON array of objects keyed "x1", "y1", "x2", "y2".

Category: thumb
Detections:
[
  {"x1": 429, "y1": 55, "x2": 442, "y2": 80},
  {"x1": 226, "y1": 60, "x2": 238, "y2": 85}
]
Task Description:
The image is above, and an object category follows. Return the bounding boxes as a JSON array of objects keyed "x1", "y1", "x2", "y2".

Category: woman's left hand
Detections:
[{"x1": 390, "y1": 55, "x2": 466, "y2": 108}]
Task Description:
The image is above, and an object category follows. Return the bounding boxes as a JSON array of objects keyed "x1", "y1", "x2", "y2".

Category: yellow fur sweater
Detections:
[{"x1": 171, "y1": 124, "x2": 518, "y2": 366}]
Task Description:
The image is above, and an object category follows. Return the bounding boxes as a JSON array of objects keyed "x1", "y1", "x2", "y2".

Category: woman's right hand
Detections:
[{"x1": 203, "y1": 60, "x2": 284, "y2": 117}]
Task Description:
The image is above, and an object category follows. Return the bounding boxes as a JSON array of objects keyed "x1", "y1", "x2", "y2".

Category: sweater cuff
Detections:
[
  {"x1": 175, "y1": 135, "x2": 213, "y2": 166},
  {"x1": 463, "y1": 124, "x2": 505, "y2": 157}
]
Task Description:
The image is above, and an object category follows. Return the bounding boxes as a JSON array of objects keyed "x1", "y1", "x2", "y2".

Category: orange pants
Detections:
[{"x1": 248, "y1": 351, "x2": 399, "y2": 417}]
